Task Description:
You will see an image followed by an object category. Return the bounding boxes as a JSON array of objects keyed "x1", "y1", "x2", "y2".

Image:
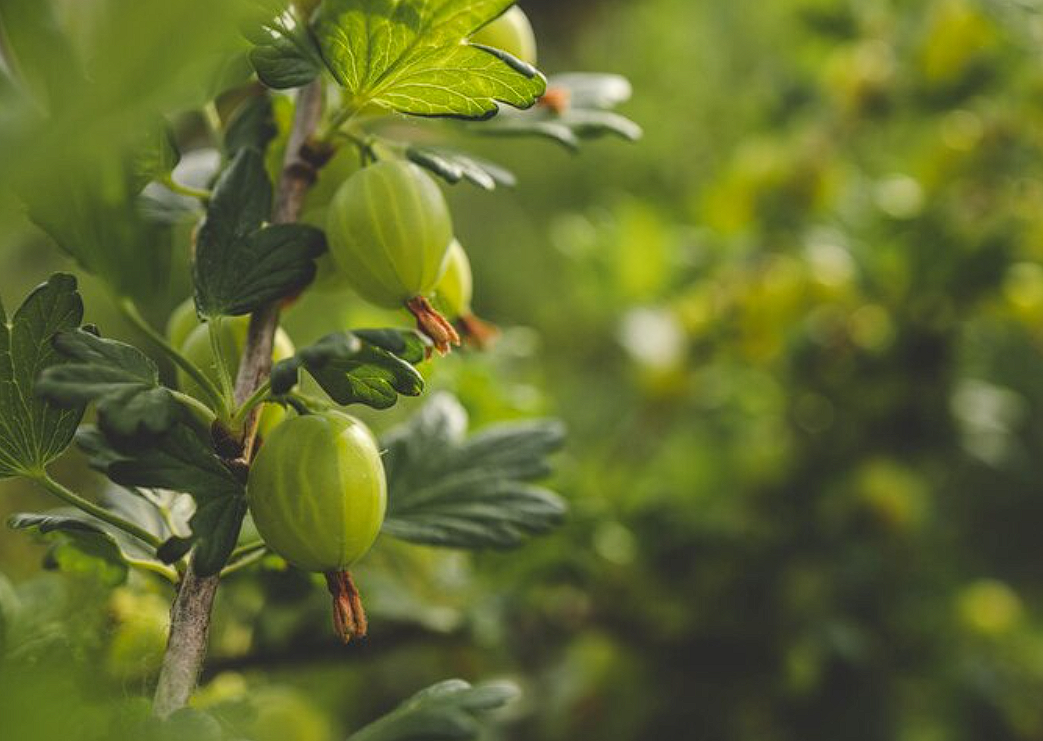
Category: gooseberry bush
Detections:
[{"x1": 0, "y1": 0, "x2": 636, "y2": 738}]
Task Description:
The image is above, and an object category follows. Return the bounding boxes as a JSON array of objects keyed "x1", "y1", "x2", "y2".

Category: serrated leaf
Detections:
[
  {"x1": 8, "y1": 500, "x2": 177, "y2": 584},
  {"x1": 349, "y1": 679, "x2": 519, "y2": 741},
  {"x1": 474, "y1": 71, "x2": 641, "y2": 150},
  {"x1": 247, "y1": 8, "x2": 324, "y2": 89},
  {"x1": 314, "y1": 0, "x2": 546, "y2": 119},
  {"x1": 81, "y1": 424, "x2": 247, "y2": 576},
  {"x1": 406, "y1": 146, "x2": 516, "y2": 191},
  {"x1": 354, "y1": 328, "x2": 430, "y2": 364},
  {"x1": 381, "y1": 393, "x2": 567, "y2": 549},
  {"x1": 273, "y1": 330, "x2": 425, "y2": 409},
  {"x1": 194, "y1": 148, "x2": 327, "y2": 317},
  {"x1": 251, "y1": 34, "x2": 323, "y2": 89},
  {"x1": 225, "y1": 95, "x2": 279, "y2": 157},
  {"x1": 36, "y1": 329, "x2": 181, "y2": 439},
  {"x1": 0, "y1": 274, "x2": 85, "y2": 479}
]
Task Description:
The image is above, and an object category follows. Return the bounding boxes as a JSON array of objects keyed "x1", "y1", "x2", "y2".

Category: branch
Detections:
[{"x1": 152, "y1": 80, "x2": 326, "y2": 719}]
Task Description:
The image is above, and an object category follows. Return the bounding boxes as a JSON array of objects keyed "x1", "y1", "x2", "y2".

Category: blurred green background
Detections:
[{"x1": 7, "y1": 0, "x2": 1043, "y2": 739}]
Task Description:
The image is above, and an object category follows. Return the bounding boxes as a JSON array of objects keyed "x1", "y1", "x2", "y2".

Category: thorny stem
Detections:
[
  {"x1": 31, "y1": 472, "x2": 162, "y2": 549},
  {"x1": 152, "y1": 80, "x2": 327, "y2": 720}
]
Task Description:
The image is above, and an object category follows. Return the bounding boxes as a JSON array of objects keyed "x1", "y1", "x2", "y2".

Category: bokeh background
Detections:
[{"x1": 6, "y1": 0, "x2": 1043, "y2": 739}]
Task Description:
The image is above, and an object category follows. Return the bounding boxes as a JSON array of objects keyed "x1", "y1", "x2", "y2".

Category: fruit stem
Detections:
[
  {"x1": 230, "y1": 379, "x2": 272, "y2": 430},
  {"x1": 407, "y1": 296, "x2": 461, "y2": 355},
  {"x1": 208, "y1": 317, "x2": 237, "y2": 407},
  {"x1": 118, "y1": 298, "x2": 229, "y2": 416},
  {"x1": 325, "y1": 570, "x2": 368, "y2": 643}
]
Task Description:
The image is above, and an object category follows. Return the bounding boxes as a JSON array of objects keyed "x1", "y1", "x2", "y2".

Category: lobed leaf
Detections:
[
  {"x1": 348, "y1": 679, "x2": 519, "y2": 741},
  {"x1": 314, "y1": 0, "x2": 546, "y2": 119},
  {"x1": 406, "y1": 145, "x2": 516, "y2": 190},
  {"x1": 193, "y1": 148, "x2": 327, "y2": 318},
  {"x1": 0, "y1": 274, "x2": 85, "y2": 479},
  {"x1": 37, "y1": 329, "x2": 182, "y2": 439},
  {"x1": 381, "y1": 393, "x2": 567, "y2": 549},
  {"x1": 80, "y1": 424, "x2": 247, "y2": 576},
  {"x1": 273, "y1": 330, "x2": 426, "y2": 409}
]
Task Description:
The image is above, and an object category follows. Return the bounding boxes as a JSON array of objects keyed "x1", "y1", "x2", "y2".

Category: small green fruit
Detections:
[
  {"x1": 435, "y1": 240, "x2": 473, "y2": 319},
  {"x1": 326, "y1": 159, "x2": 453, "y2": 309},
  {"x1": 472, "y1": 6, "x2": 538, "y2": 65},
  {"x1": 166, "y1": 298, "x2": 200, "y2": 350},
  {"x1": 177, "y1": 321, "x2": 294, "y2": 435},
  {"x1": 247, "y1": 411, "x2": 386, "y2": 573}
]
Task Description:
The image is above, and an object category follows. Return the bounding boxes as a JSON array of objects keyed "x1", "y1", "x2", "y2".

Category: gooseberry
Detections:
[
  {"x1": 165, "y1": 297, "x2": 199, "y2": 350},
  {"x1": 326, "y1": 159, "x2": 460, "y2": 353},
  {"x1": 435, "y1": 240, "x2": 498, "y2": 347},
  {"x1": 247, "y1": 410, "x2": 386, "y2": 641},
  {"x1": 177, "y1": 320, "x2": 294, "y2": 437},
  {"x1": 472, "y1": 6, "x2": 538, "y2": 66}
]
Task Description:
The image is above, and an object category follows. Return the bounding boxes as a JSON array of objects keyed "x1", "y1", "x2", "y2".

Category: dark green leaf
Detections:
[
  {"x1": 349, "y1": 679, "x2": 519, "y2": 741},
  {"x1": 273, "y1": 331, "x2": 425, "y2": 409},
  {"x1": 36, "y1": 329, "x2": 181, "y2": 438},
  {"x1": 250, "y1": 34, "x2": 322, "y2": 89},
  {"x1": 225, "y1": 95, "x2": 279, "y2": 157},
  {"x1": 381, "y1": 394, "x2": 567, "y2": 549},
  {"x1": 314, "y1": 0, "x2": 546, "y2": 119},
  {"x1": 194, "y1": 149, "x2": 326, "y2": 317},
  {"x1": 406, "y1": 146, "x2": 516, "y2": 191},
  {"x1": 83, "y1": 424, "x2": 247, "y2": 576},
  {"x1": 0, "y1": 274, "x2": 85, "y2": 479},
  {"x1": 353, "y1": 329, "x2": 430, "y2": 364}
]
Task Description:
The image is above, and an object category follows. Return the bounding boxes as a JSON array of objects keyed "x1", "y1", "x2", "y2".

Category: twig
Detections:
[{"x1": 152, "y1": 80, "x2": 326, "y2": 719}]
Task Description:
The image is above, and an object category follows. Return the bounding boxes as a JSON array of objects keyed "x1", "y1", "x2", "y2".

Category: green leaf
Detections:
[
  {"x1": 406, "y1": 146, "x2": 515, "y2": 191},
  {"x1": 248, "y1": 7, "x2": 324, "y2": 89},
  {"x1": 80, "y1": 424, "x2": 247, "y2": 576},
  {"x1": 475, "y1": 71, "x2": 642, "y2": 150},
  {"x1": 381, "y1": 393, "x2": 567, "y2": 549},
  {"x1": 194, "y1": 149, "x2": 327, "y2": 317},
  {"x1": 251, "y1": 34, "x2": 323, "y2": 89},
  {"x1": 272, "y1": 331, "x2": 425, "y2": 409},
  {"x1": 225, "y1": 95, "x2": 279, "y2": 157},
  {"x1": 8, "y1": 507, "x2": 173, "y2": 586},
  {"x1": 354, "y1": 328, "x2": 430, "y2": 364},
  {"x1": 22, "y1": 159, "x2": 174, "y2": 302},
  {"x1": 0, "y1": 274, "x2": 85, "y2": 479},
  {"x1": 314, "y1": 0, "x2": 546, "y2": 119},
  {"x1": 36, "y1": 329, "x2": 182, "y2": 439},
  {"x1": 349, "y1": 679, "x2": 519, "y2": 741}
]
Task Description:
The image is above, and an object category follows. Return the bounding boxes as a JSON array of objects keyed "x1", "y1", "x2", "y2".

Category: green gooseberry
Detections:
[
  {"x1": 325, "y1": 159, "x2": 453, "y2": 310},
  {"x1": 246, "y1": 410, "x2": 386, "y2": 573},
  {"x1": 177, "y1": 320, "x2": 294, "y2": 435},
  {"x1": 435, "y1": 239, "x2": 473, "y2": 320},
  {"x1": 471, "y1": 6, "x2": 538, "y2": 65}
]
